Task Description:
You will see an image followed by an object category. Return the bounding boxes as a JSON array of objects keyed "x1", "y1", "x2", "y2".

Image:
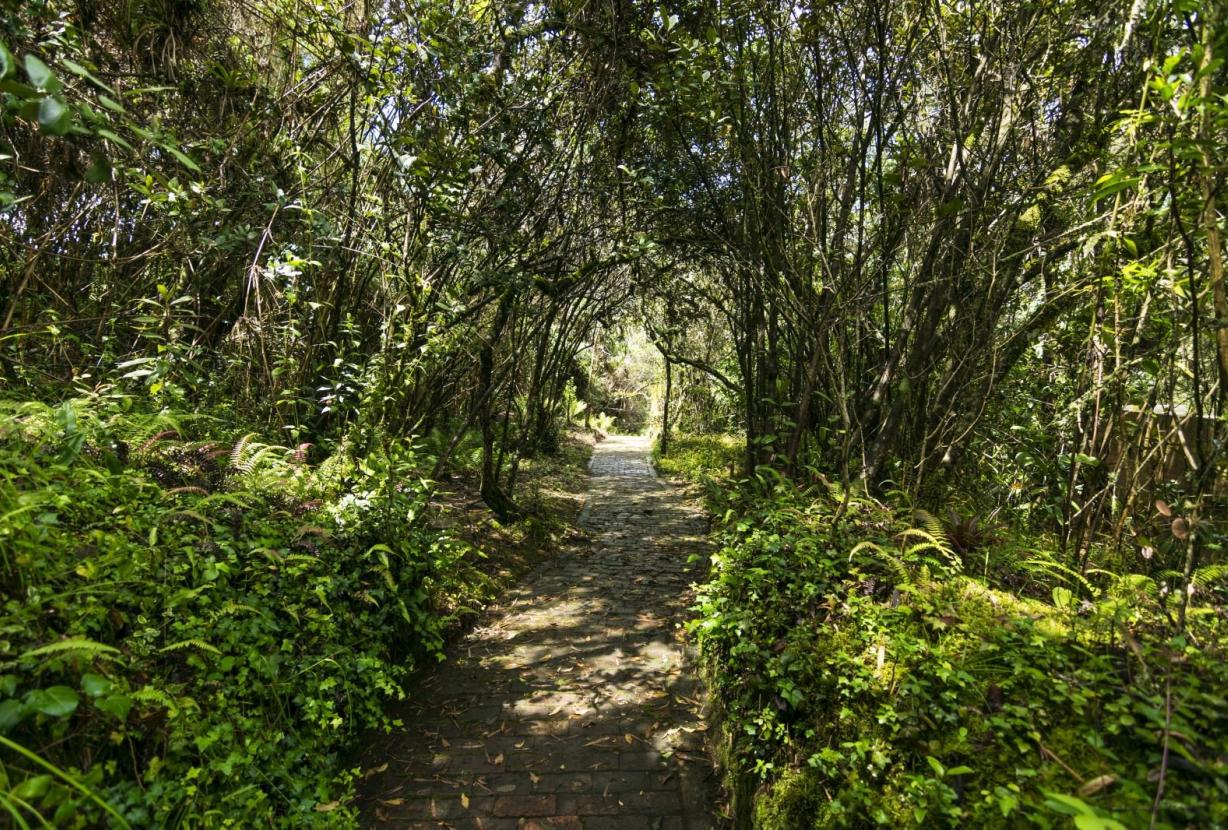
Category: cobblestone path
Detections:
[{"x1": 358, "y1": 435, "x2": 721, "y2": 829}]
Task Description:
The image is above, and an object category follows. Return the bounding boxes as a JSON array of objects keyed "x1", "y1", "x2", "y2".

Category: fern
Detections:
[
  {"x1": 849, "y1": 539, "x2": 888, "y2": 560},
  {"x1": 848, "y1": 539, "x2": 910, "y2": 583},
  {"x1": 1192, "y1": 563, "x2": 1228, "y2": 587},
  {"x1": 196, "y1": 492, "x2": 252, "y2": 510},
  {"x1": 159, "y1": 639, "x2": 222, "y2": 655},
  {"x1": 137, "y1": 429, "x2": 180, "y2": 454},
  {"x1": 1108, "y1": 573, "x2": 1160, "y2": 599},
  {"x1": 912, "y1": 509, "x2": 951, "y2": 549},
  {"x1": 899, "y1": 512, "x2": 963, "y2": 574},
  {"x1": 1020, "y1": 551, "x2": 1095, "y2": 596},
  {"x1": 165, "y1": 485, "x2": 208, "y2": 497},
  {"x1": 132, "y1": 686, "x2": 179, "y2": 716},
  {"x1": 229, "y1": 433, "x2": 259, "y2": 471},
  {"x1": 160, "y1": 509, "x2": 211, "y2": 525},
  {"x1": 21, "y1": 637, "x2": 121, "y2": 660}
]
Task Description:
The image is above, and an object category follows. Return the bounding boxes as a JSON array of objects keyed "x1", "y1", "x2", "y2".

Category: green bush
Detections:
[
  {"x1": 653, "y1": 433, "x2": 742, "y2": 481},
  {"x1": 0, "y1": 397, "x2": 487, "y2": 826},
  {"x1": 692, "y1": 475, "x2": 1228, "y2": 829}
]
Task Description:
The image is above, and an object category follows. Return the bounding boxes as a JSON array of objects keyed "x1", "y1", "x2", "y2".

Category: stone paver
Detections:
[{"x1": 358, "y1": 435, "x2": 721, "y2": 829}]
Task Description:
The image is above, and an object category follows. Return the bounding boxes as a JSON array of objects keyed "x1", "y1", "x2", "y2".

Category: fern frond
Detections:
[
  {"x1": 848, "y1": 539, "x2": 888, "y2": 560},
  {"x1": 22, "y1": 637, "x2": 121, "y2": 660},
  {"x1": 159, "y1": 639, "x2": 221, "y2": 655},
  {"x1": 1020, "y1": 554, "x2": 1095, "y2": 596},
  {"x1": 165, "y1": 486, "x2": 209, "y2": 497},
  {"x1": 911, "y1": 510, "x2": 951, "y2": 551},
  {"x1": 132, "y1": 686, "x2": 177, "y2": 714},
  {"x1": 848, "y1": 539, "x2": 910, "y2": 582},
  {"x1": 1192, "y1": 564, "x2": 1228, "y2": 586},
  {"x1": 1108, "y1": 573, "x2": 1159, "y2": 599},
  {"x1": 138, "y1": 429, "x2": 179, "y2": 454},
  {"x1": 230, "y1": 433, "x2": 258, "y2": 471}
]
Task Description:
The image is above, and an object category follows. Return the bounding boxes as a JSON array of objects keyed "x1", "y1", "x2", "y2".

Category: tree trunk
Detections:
[
  {"x1": 477, "y1": 292, "x2": 521, "y2": 521},
  {"x1": 661, "y1": 355, "x2": 672, "y2": 457}
]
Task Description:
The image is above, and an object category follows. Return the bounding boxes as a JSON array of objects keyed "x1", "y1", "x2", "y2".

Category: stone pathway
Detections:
[{"x1": 358, "y1": 435, "x2": 721, "y2": 829}]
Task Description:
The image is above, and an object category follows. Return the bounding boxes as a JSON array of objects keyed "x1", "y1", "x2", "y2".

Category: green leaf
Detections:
[
  {"x1": 96, "y1": 693, "x2": 133, "y2": 722},
  {"x1": 59, "y1": 58, "x2": 116, "y2": 94},
  {"x1": 0, "y1": 41, "x2": 14, "y2": 80},
  {"x1": 38, "y1": 95, "x2": 73, "y2": 135},
  {"x1": 1045, "y1": 792, "x2": 1094, "y2": 816},
  {"x1": 1090, "y1": 173, "x2": 1139, "y2": 203},
  {"x1": 12, "y1": 774, "x2": 53, "y2": 800},
  {"x1": 96, "y1": 128, "x2": 133, "y2": 151},
  {"x1": 28, "y1": 685, "x2": 79, "y2": 717},
  {"x1": 80, "y1": 673, "x2": 113, "y2": 698},
  {"x1": 0, "y1": 699, "x2": 26, "y2": 732},
  {"x1": 98, "y1": 94, "x2": 126, "y2": 114},
  {"x1": 164, "y1": 144, "x2": 201, "y2": 173},
  {"x1": 1074, "y1": 816, "x2": 1128, "y2": 830},
  {"x1": 24, "y1": 54, "x2": 60, "y2": 92},
  {"x1": 0, "y1": 78, "x2": 39, "y2": 98},
  {"x1": 925, "y1": 755, "x2": 945, "y2": 777}
]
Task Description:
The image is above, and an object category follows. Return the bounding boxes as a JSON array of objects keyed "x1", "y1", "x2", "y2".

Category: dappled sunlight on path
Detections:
[{"x1": 358, "y1": 435, "x2": 721, "y2": 829}]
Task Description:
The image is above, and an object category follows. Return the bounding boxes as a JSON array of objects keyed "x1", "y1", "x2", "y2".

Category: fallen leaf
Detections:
[
  {"x1": 378, "y1": 798, "x2": 404, "y2": 806},
  {"x1": 461, "y1": 793, "x2": 470, "y2": 808},
  {"x1": 314, "y1": 801, "x2": 340, "y2": 812}
]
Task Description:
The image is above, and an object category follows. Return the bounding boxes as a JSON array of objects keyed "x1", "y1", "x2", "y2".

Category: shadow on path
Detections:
[{"x1": 357, "y1": 435, "x2": 722, "y2": 829}]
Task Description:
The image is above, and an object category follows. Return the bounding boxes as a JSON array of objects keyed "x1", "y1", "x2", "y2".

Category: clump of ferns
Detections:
[
  {"x1": 226, "y1": 432, "x2": 303, "y2": 491},
  {"x1": 0, "y1": 400, "x2": 200, "y2": 472},
  {"x1": 847, "y1": 509, "x2": 963, "y2": 588},
  {"x1": 1014, "y1": 547, "x2": 1096, "y2": 602}
]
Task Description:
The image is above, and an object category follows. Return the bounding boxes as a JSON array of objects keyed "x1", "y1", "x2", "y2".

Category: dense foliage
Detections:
[
  {"x1": 668, "y1": 438, "x2": 1228, "y2": 829},
  {"x1": 0, "y1": 396, "x2": 484, "y2": 824},
  {"x1": 2, "y1": 0, "x2": 1226, "y2": 826},
  {"x1": 2, "y1": 2, "x2": 628, "y2": 822}
]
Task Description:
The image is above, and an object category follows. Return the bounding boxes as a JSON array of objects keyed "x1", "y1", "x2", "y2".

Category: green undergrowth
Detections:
[
  {"x1": 664, "y1": 439, "x2": 1228, "y2": 829},
  {"x1": 652, "y1": 433, "x2": 742, "y2": 483},
  {"x1": 0, "y1": 394, "x2": 589, "y2": 826}
]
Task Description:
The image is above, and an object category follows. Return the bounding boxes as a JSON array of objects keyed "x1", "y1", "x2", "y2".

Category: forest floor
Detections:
[{"x1": 355, "y1": 435, "x2": 725, "y2": 829}]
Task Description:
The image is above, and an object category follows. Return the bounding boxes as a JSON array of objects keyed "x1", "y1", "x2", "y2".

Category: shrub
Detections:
[
  {"x1": 691, "y1": 477, "x2": 1228, "y2": 828},
  {"x1": 0, "y1": 397, "x2": 485, "y2": 826}
]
